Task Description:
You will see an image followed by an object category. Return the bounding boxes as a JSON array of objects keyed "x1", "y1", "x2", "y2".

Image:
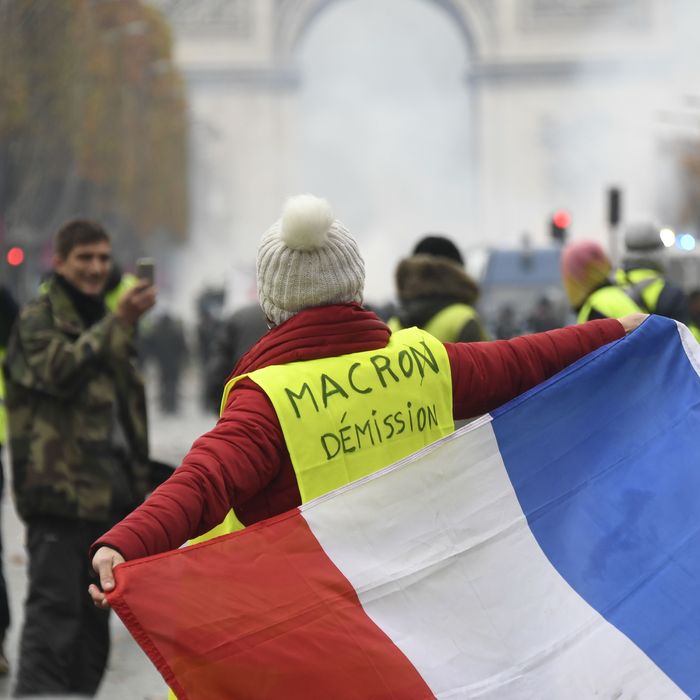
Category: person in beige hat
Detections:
[
  {"x1": 388, "y1": 234, "x2": 489, "y2": 343},
  {"x1": 89, "y1": 194, "x2": 646, "y2": 608}
]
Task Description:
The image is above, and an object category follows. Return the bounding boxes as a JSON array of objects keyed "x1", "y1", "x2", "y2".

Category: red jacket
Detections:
[{"x1": 93, "y1": 303, "x2": 624, "y2": 561}]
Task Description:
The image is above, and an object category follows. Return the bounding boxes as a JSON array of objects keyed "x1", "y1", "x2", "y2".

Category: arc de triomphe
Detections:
[{"x1": 151, "y1": 0, "x2": 679, "y2": 307}]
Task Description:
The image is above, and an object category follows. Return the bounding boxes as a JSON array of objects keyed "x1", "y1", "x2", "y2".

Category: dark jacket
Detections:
[
  {"x1": 93, "y1": 303, "x2": 624, "y2": 561},
  {"x1": 5, "y1": 276, "x2": 150, "y2": 522},
  {"x1": 393, "y1": 254, "x2": 487, "y2": 342},
  {"x1": 204, "y1": 303, "x2": 268, "y2": 413},
  {"x1": 0, "y1": 286, "x2": 18, "y2": 347}
]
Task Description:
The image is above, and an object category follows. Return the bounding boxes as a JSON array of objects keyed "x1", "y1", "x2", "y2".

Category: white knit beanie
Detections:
[{"x1": 256, "y1": 195, "x2": 365, "y2": 326}]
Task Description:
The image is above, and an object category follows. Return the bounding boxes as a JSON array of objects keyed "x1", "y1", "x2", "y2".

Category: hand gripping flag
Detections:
[{"x1": 108, "y1": 316, "x2": 700, "y2": 699}]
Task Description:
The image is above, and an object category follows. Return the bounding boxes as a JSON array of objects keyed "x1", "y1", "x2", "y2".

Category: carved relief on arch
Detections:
[
  {"x1": 273, "y1": 0, "x2": 496, "y2": 63},
  {"x1": 149, "y1": 0, "x2": 254, "y2": 38}
]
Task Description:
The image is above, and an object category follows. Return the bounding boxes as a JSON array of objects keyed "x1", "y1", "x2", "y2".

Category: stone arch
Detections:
[
  {"x1": 273, "y1": 0, "x2": 493, "y2": 63},
  {"x1": 152, "y1": 0, "x2": 671, "y2": 317},
  {"x1": 154, "y1": 0, "x2": 495, "y2": 312}
]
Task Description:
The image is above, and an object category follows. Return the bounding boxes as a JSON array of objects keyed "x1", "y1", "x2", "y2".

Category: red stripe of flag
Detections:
[{"x1": 108, "y1": 509, "x2": 435, "y2": 700}]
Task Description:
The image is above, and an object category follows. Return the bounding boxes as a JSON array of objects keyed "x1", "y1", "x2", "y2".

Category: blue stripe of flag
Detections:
[{"x1": 491, "y1": 316, "x2": 700, "y2": 698}]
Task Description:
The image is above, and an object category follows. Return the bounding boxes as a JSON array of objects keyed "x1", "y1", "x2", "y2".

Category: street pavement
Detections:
[{"x1": 0, "y1": 367, "x2": 218, "y2": 699}]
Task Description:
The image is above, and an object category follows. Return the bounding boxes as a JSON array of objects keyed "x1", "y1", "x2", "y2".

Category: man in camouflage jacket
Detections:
[{"x1": 4, "y1": 219, "x2": 155, "y2": 696}]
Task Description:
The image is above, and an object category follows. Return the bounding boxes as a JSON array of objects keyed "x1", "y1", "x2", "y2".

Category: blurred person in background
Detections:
[
  {"x1": 562, "y1": 240, "x2": 645, "y2": 323},
  {"x1": 195, "y1": 288, "x2": 224, "y2": 364},
  {"x1": 0, "y1": 285, "x2": 18, "y2": 675},
  {"x1": 195, "y1": 287, "x2": 225, "y2": 409},
  {"x1": 525, "y1": 296, "x2": 563, "y2": 334},
  {"x1": 494, "y1": 303, "x2": 521, "y2": 340},
  {"x1": 144, "y1": 310, "x2": 189, "y2": 414},
  {"x1": 389, "y1": 234, "x2": 489, "y2": 342},
  {"x1": 203, "y1": 302, "x2": 268, "y2": 414},
  {"x1": 89, "y1": 195, "x2": 646, "y2": 622},
  {"x1": 5, "y1": 219, "x2": 155, "y2": 696},
  {"x1": 615, "y1": 223, "x2": 690, "y2": 324}
]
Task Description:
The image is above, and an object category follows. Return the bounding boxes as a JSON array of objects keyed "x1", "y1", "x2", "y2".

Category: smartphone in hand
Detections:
[{"x1": 135, "y1": 258, "x2": 155, "y2": 286}]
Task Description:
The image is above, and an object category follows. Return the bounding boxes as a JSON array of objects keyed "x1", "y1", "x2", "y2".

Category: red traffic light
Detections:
[
  {"x1": 7, "y1": 246, "x2": 25, "y2": 267},
  {"x1": 552, "y1": 210, "x2": 571, "y2": 229}
]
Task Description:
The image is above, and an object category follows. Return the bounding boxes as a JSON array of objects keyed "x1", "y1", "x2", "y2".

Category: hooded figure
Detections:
[{"x1": 390, "y1": 234, "x2": 488, "y2": 342}]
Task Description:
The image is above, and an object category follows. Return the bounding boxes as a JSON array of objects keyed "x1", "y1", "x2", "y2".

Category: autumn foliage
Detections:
[{"x1": 0, "y1": 0, "x2": 189, "y2": 249}]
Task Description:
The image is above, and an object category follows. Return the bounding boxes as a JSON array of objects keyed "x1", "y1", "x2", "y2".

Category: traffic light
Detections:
[
  {"x1": 550, "y1": 210, "x2": 571, "y2": 243},
  {"x1": 5, "y1": 245, "x2": 27, "y2": 300},
  {"x1": 607, "y1": 188, "x2": 622, "y2": 227},
  {"x1": 6, "y1": 246, "x2": 25, "y2": 267}
]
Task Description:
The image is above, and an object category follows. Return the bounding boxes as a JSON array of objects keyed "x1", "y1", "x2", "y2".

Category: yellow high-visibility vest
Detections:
[
  {"x1": 105, "y1": 273, "x2": 139, "y2": 312},
  {"x1": 389, "y1": 304, "x2": 488, "y2": 342},
  {"x1": 228, "y1": 326, "x2": 453, "y2": 502},
  {"x1": 577, "y1": 286, "x2": 643, "y2": 324},
  {"x1": 425, "y1": 303, "x2": 488, "y2": 341},
  {"x1": 387, "y1": 316, "x2": 402, "y2": 333}
]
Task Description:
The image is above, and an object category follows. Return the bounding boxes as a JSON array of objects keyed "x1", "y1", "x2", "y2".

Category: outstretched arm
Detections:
[{"x1": 447, "y1": 316, "x2": 646, "y2": 420}]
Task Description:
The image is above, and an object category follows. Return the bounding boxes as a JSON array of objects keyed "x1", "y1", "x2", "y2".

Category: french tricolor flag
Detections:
[{"x1": 109, "y1": 316, "x2": 700, "y2": 699}]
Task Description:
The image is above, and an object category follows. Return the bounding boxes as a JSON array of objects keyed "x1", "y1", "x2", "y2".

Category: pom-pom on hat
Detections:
[
  {"x1": 256, "y1": 194, "x2": 365, "y2": 326},
  {"x1": 561, "y1": 240, "x2": 612, "y2": 308}
]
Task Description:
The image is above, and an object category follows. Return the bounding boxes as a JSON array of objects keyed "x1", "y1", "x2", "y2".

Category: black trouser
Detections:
[
  {"x1": 0, "y1": 455, "x2": 9, "y2": 636},
  {"x1": 14, "y1": 516, "x2": 111, "y2": 696}
]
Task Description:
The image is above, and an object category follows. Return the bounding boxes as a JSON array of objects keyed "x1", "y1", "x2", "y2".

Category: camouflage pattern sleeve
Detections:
[{"x1": 12, "y1": 298, "x2": 135, "y2": 398}]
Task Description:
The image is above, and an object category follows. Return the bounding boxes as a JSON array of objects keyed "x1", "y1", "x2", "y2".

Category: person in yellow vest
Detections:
[
  {"x1": 88, "y1": 195, "x2": 646, "y2": 615},
  {"x1": 0, "y1": 284, "x2": 18, "y2": 675},
  {"x1": 388, "y1": 235, "x2": 489, "y2": 342},
  {"x1": 614, "y1": 223, "x2": 690, "y2": 324},
  {"x1": 561, "y1": 240, "x2": 645, "y2": 323}
]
